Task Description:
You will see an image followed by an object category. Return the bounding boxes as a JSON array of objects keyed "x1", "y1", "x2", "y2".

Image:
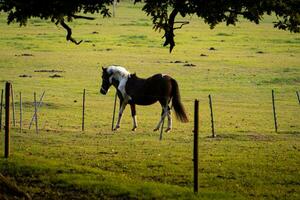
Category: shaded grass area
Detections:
[
  {"x1": 259, "y1": 77, "x2": 300, "y2": 85},
  {"x1": 0, "y1": 130, "x2": 299, "y2": 199},
  {"x1": 0, "y1": 157, "x2": 200, "y2": 200}
]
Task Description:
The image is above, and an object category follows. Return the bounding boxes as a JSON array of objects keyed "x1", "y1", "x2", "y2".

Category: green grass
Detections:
[{"x1": 0, "y1": 1, "x2": 299, "y2": 199}]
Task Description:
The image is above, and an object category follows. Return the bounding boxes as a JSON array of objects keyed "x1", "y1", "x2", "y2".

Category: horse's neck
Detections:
[
  {"x1": 111, "y1": 79, "x2": 119, "y2": 89},
  {"x1": 112, "y1": 71, "x2": 128, "y2": 82}
]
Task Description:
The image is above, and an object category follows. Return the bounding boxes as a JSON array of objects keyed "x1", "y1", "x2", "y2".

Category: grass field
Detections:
[{"x1": 0, "y1": 1, "x2": 299, "y2": 199}]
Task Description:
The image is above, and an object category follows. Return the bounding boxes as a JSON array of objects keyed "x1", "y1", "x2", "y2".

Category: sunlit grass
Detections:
[{"x1": 0, "y1": 1, "x2": 299, "y2": 199}]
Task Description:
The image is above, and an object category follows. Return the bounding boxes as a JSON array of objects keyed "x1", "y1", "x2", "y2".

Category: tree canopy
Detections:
[{"x1": 1, "y1": 0, "x2": 299, "y2": 52}]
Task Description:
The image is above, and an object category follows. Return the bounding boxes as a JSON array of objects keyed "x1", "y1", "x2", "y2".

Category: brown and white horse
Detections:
[{"x1": 100, "y1": 66, "x2": 188, "y2": 132}]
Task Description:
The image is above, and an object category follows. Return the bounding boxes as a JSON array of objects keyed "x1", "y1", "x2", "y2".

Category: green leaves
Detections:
[
  {"x1": 138, "y1": 0, "x2": 299, "y2": 52},
  {"x1": 0, "y1": 0, "x2": 299, "y2": 52}
]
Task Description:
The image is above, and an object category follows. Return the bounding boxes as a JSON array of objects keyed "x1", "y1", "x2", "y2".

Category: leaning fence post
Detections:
[
  {"x1": 0, "y1": 89, "x2": 3, "y2": 132},
  {"x1": 208, "y1": 94, "x2": 215, "y2": 138},
  {"x1": 29, "y1": 91, "x2": 45, "y2": 129},
  {"x1": 11, "y1": 85, "x2": 16, "y2": 127},
  {"x1": 159, "y1": 117, "x2": 165, "y2": 141},
  {"x1": 193, "y1": 99, "x2": 199, "y2": 193},
  {"x1": 272, "y1": 90, "x2": 278, "y2": 133},
  {"x1": 82, "y1": 89, "x2": 86, "y2": 131},
  {"x1": 5, "y1": 82, "x2": 11, "y2": 158},
  {"x1": 20, "y1": 92, "x2": 22, "y2": 133},
  {"x1": 34, "y1": 92, "x2": 38, "y2": 134},
  {"x1": 296, "y1": 91, "x2": 300, "y2": 105}
]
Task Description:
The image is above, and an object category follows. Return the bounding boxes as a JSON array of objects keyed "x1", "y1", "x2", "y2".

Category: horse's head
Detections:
[{"x1": 100, "y1": 67, "x2": 112, "y2": 95}]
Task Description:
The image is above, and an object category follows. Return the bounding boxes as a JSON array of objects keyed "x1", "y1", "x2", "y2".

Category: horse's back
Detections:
[
  {"x1": 126, "y1": 73, "x2": 173, "y2": 105},
  {"x1": 145, "y1": 74, "x2": 172, "y2": 91},
  {"x1": 149, "y1": 73, "x2": 171, "y2": 80}
]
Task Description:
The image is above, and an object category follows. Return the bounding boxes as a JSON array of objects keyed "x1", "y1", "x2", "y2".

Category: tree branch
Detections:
[
  {"x1": 0, "y1": 173, "x2": 31, "y2": 200},
  {"x1": 71, "y1": 14, "x2": 95, "y2": 20},
  {"x1": 173, "y1": 21, "x2": 189, "y2": 30},
  {"x1": 163, "y1": 8, "x2": 179, "y2": 53},
  {"x1": 60, "y1": 19, "x2": 82, "y2": 45}
]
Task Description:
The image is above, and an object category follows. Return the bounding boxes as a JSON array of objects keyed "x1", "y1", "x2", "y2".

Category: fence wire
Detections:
[{"x1": 0, "y1": 86, "x2": 299, "y2": 134}]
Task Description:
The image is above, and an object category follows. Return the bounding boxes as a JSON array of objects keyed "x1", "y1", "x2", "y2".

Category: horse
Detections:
[{"x1": 100, "y1": 65, "x2": 188, "y2": 132}]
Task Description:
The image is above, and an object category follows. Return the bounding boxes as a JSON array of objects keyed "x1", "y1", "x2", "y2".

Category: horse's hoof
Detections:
[
  {"x1": 113, "y1": 126, "x2": 120, "y2": 131},
  {"x1": 132, "y1": 127, "x2": 137, "y2": 131},
  {"x1": 153, "y1": 128, "x2": 159, "y2": 132},
  {"x1": 165, "y1": 128, "x2": 171, "y2": 133}
]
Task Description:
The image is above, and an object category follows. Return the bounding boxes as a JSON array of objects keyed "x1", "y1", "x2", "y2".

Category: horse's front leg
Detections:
[
  {"x1": 130, "y1": 104, "x2": 138, "y2": 131},
  {"x1": 154, "y1": 106, "x2": 168, "y2": 132},
  {"x1": 114, "y1": 99, "x2": 127, "y2": 131}
]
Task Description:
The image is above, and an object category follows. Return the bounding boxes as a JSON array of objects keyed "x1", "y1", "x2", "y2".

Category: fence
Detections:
[
  {"x1": 0, "y1": 83, "x2": 299, "y2": 136},
  {"x1": 1, "y1": 82, "x2": 299, "y2": 193}
]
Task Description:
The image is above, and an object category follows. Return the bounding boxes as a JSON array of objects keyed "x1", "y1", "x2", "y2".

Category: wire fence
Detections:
[{"x1": 0, "y1": 84, "x2": 299, "y2": 135}]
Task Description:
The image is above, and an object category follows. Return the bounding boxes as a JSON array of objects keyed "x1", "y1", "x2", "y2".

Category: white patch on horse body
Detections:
[{"x1": 107, "y1": 65, "x2": 131, "y2": 99}]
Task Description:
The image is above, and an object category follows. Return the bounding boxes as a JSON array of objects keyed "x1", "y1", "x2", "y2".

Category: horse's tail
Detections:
[{"x1": 171, "y1": 79, "x2": 189, "y2": 123}]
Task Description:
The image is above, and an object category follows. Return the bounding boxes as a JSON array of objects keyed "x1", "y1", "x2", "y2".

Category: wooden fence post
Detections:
[
  {"x1": 208, "y1": 94, "x2": 215, "y2": 138},
  {"x1": 272, "y1": 90, "x2": 278, "y2": 133},
  {"x1": 5, "y1": 82, "x2": 11, "y2": 158},
  {"x1": 82, "y1": 89, "x2": 85, "y2": 131},
  {"x1": 0, "y1": 89, "x2": 3, "y2": 132},
  {"x1": 159, "y1": 117, "x2": 165, "y2": 141},
  {"x1": 296, "y1": 91, "x2": 300, "y2": 105},
  {"x1": 34, "y1": 92, "x2": 38, "y2": 134},
  {"x1": 20, "y1": 92, "x2": 22, "y2": 133},
  {"x1": 11, "y1": 85, "x2": 16, "y2": 127},
  {"x1": 112, "y1": 0, "x2": 117, "y2": 17},
  {"x1": 193, "y1": 99, "x2": 199, "y2": 193}
]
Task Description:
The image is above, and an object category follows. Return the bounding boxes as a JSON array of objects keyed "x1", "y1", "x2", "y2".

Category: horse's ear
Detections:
[
  {"x1": 132, "y1": 73, "x2": 137, "y2": 78},
  {"x1": 102, "y1": 66, "x2": 105, "y2": 71}
]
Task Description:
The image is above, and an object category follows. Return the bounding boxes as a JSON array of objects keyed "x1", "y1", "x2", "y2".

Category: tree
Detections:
[
  {"x1": 1, "y1": 0, "x2": 299, "y2": 52},
  {"x1": 0, "y1": 0, "x2": 113, "y2": 44},
  {"x1": 138, "y1": 0, "x2": 300, "y2": 52}
]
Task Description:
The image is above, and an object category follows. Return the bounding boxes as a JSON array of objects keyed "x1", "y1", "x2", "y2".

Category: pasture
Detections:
[{"x1": 0, "y1": 1, "x2": 299, "y2": 199}]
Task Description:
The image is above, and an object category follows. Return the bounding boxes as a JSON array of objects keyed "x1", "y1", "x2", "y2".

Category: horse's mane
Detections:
[{"x1": 107, "y1": 65, "x2": 130, "y2": 78}]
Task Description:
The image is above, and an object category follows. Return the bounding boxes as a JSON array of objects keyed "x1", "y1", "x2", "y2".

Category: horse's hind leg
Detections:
[
  {"x1": 165, "y1": 106, "x2": 172, "y2": 133},
  {"x1": 130, "y1": 104, "x2": 137, "y2": 131},
  {"x1": 154, "y1": 105, "x2": 168, "y2": 132}
]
